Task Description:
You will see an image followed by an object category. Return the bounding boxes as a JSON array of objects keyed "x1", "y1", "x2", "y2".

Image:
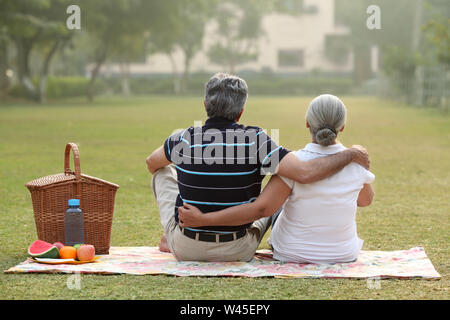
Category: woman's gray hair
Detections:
[
  {"x1": 204, "y1": 73, "x2": 248, "y2": 121},
  {"x1": 306, "y1": 94, "x2": 347, "y2": 146}
]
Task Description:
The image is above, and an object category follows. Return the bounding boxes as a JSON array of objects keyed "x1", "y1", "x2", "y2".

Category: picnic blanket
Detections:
[{"x1": 5, "y1": 246, "x2": 441, "y2": 279}]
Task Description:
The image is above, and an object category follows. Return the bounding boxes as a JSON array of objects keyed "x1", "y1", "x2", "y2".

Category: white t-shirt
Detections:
[{"x1": 270, "y1": 143, "x2": 375, "y2": 264}]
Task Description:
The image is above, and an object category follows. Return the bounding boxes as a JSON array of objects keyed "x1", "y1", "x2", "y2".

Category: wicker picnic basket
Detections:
[{"x1": 25, "y1": 143, "x2": 119, "y2": 254}]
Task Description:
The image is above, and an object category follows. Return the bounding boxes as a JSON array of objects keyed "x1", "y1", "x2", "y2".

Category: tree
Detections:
[
  {"x1": 109, "y1": 33, "x2": 147, "y2": 96},
  {"x1": 336, "y1": 0, "x2": 448, "y2": 106},
  {"x1": 0, "y1": 18, "x2": 11, "y2": 95},
  {"x1": 146, "y1": 14, "x2": 184, "y2": 94},
  {"x1": 79, "y1": 0, "x2": 135, "y2": 101},
  {"x1": 174, "y1": 0, "x2": 214, "y2": 93},
  {"x1": 422, "y1": 1, "x2": 450, "y2": 65},
  {"x1": 0, "y1": 0, "x2": 73, "y2": 103},
  {"x1": 335, "y1": 0, "x2": 417, "y2": 84},
  {"x1": 207, "y1": 0, "x2": 265, "y2": 74},
  {"x1": 206, "y1": 0, "x2": 303, "y2": 74},
  {"x1": 79, "y1": 0, "x2": 182, "y2": 100},
  {"x1": 146, "y1": 0, "x2": 215, "y2": 94}
]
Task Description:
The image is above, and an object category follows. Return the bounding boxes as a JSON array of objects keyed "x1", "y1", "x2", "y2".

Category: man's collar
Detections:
[{"x1": 204, "y1": 116, "x2": 236, "y2": 126}]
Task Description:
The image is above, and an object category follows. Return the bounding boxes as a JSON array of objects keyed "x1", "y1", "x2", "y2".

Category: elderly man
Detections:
[{"x1": 146, "y1": 73, "x2": 369, "y2": 262}]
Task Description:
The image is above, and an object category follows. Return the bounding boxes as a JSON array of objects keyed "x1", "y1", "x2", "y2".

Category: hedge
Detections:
[{"x1": 9, "y1": 74, "x2": 353, "y2": 99}]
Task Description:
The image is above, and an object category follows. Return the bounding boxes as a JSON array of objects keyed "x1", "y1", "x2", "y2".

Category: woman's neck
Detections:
[{"x1": 311, "y1": 137, "x2": 337, "y2": 145}]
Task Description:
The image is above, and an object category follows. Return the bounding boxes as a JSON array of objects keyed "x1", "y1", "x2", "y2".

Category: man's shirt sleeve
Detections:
[
  {"x1": 163, "y1": 130, "x2": 185, "y2": 162},
  {"x1": 256, "y1": 130, "x2": 290, "y2": 174}
]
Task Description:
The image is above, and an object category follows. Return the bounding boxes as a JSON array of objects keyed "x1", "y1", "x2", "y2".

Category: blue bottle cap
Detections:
[{"x1": 68, "y1": 199, "x2": 80, "y2": 206}]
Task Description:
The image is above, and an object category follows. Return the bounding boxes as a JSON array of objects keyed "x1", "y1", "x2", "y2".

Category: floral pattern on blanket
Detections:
[{"x1": 4, "y1": 246, "x2": 441, "y2": 279}]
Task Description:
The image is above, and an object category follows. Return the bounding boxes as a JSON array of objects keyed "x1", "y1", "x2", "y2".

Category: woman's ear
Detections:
[
  {"x1": 306, "y1": 121, "x2": 310, "y2": 129},
  {"x1": 340, "y1": 125, "x2": 345, "y2": 132}
]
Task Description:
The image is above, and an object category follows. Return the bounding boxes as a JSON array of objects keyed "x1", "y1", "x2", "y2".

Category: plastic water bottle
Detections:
[{"x1": 65, "y1": 199, "x2": 84, "y2": 246}]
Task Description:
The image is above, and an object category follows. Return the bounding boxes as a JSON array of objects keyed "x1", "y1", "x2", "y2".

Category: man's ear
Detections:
[{"x1": 235, "y1": 108, "x2": 244, "y2": 122}]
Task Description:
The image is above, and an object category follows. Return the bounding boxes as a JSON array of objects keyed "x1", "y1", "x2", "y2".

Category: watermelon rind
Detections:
[{"x1": 28, "y1": 240, "x2": 60, "y2": 259}]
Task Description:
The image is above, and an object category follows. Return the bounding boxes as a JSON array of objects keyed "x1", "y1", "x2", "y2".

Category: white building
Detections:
[{"x1": 100, "y1": 0, "x2": 356, "y2": 76}]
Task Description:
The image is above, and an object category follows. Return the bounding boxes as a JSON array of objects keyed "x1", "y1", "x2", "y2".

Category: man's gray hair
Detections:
[
  {"x1": 204, "y1": 73, "x2": 248, "y2": 121},
  {"x1": 306, "y1": 94, "x2": 347, "y2": 146}
]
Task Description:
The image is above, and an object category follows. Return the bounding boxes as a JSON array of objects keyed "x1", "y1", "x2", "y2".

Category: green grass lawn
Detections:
[{"x1": 0, "y1": 95, "x2": 448, "y2": 299}]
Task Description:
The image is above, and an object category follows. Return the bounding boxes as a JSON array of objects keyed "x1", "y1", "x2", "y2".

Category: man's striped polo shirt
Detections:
[{"x1": 164, "y1": 116, "x2": 290, "y2": 232}]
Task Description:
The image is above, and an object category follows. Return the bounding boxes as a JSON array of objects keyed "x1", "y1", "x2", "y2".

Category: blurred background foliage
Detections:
[{"x1": 0, "y1": 0, "x2": 448, "y2": 109}]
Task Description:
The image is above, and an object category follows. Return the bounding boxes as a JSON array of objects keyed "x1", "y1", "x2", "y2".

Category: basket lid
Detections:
[{"x1": 26, "y1": 172, "x2": 119, "y2": 190}]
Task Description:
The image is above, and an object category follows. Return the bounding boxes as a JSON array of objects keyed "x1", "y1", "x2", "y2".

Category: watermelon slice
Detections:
[{"x1": 28, "y1": 240, "x2": 60, "y2": 259}]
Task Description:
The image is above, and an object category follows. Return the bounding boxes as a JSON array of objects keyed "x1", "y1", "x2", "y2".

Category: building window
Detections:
[{"x1": 278, "y1": 50, "x2": 304, "y2": 67}]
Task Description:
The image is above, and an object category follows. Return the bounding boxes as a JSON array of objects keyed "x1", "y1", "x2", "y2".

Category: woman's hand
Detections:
[{"x1": 178, "y1": 203, "x2": 207, "y2": 228}]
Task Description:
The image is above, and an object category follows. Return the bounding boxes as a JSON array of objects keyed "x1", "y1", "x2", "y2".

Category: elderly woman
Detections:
[{"x1": 178, "y1": 94, "x2": 375, "y2": 264}]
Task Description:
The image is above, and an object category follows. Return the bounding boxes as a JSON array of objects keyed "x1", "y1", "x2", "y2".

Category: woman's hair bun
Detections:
[
  {"x1": 315, "y1": 127, "x2": 337, "y2": 146},
  {"x1": 306, "y1": 94, "x2": 346, "y2": 146}
]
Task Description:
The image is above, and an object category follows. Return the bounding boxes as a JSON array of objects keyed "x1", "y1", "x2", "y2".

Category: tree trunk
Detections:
[
  {"x1": 412, "y1": 0, "x2": 423, "y2": 105},
  {"x1": 119, "y1": 63, "x2": 131, "y2": 96},
  {"x1": 353, "y1": 45, "x2": 372, "y2": 85},
  {"x1": 181, "y1": 50, "x2": 193, "y2": 94},
  {"x1": 15, "y1": 38, "x2": 38, "y2": 101},
  {"x1": 168, "y1": 53, "x2": 181, "y2": 94},
  {"x1": 38, "y1": 40, "x2": 60, "y2": 104},
  {"x1": 87, "y1": 47, "x2": 108, "y2": 102},
  {"x1": 229, "y1": 60, "x2": 236, "y2": 75},
  {"x1": 0, "y1": 39, "x2": 9, "y2": 96}
]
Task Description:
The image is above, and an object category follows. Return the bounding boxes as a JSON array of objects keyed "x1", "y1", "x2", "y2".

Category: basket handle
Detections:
[{"x1": 64, "y1": 142, "x2": 82, "y2": 197}]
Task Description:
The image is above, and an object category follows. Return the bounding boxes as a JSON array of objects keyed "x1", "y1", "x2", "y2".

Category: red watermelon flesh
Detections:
[{"x1": 28, "y1": 240, "x2": 60, "y2": 258}]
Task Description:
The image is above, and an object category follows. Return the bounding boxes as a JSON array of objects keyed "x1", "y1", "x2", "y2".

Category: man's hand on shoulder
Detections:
[{"x1": 349, "y1": 145, "x2": 370, "y2": 170}]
